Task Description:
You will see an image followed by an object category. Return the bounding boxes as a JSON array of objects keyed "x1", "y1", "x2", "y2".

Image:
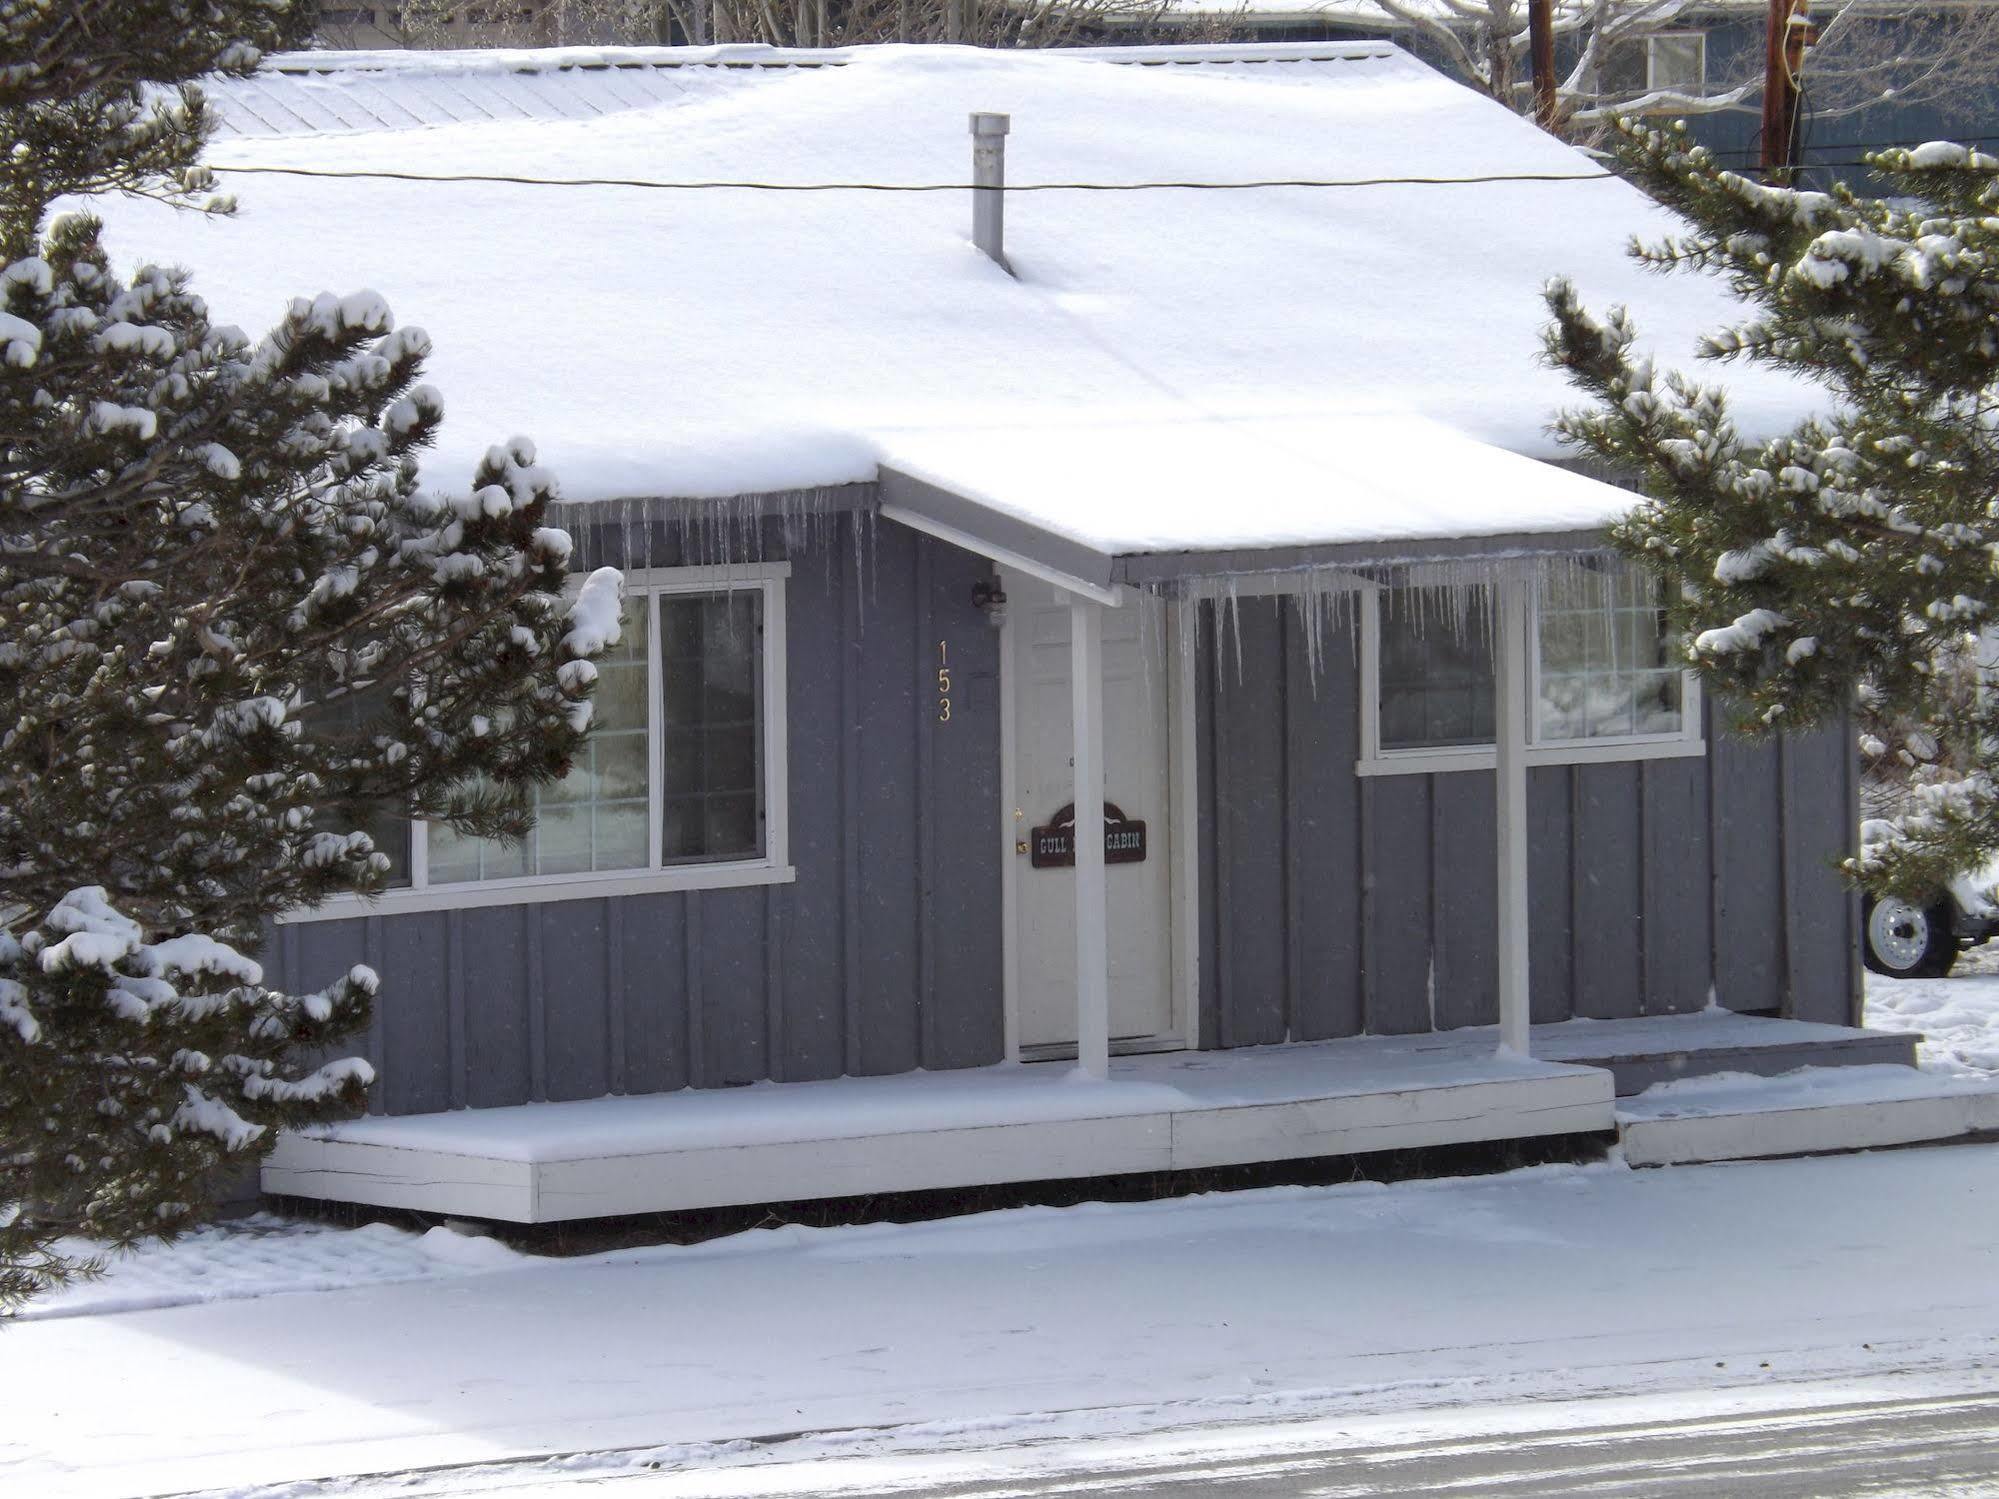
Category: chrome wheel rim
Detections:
[{"x1": 1869, "y1": 897, "x2": 1932, "y2": 972}]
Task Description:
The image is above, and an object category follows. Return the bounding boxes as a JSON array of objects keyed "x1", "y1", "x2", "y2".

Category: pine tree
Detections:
[
  {"x1": 0, "y1": 2, "x2": 621, "y2": 1305},
  {"x1": 1544, "y1": 122, "x2": 1999, "y2": 903}
]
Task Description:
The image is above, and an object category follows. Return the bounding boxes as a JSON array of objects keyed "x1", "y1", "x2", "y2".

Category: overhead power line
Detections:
[
  {"x1": 205, "y1": 144, "x2": 1999, "y2": 194},
  {"x1": 209, "y1": 164, "x2": 1618, "y2": 191}
]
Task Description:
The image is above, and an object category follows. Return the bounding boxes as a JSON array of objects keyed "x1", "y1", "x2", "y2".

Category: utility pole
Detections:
[
  {"x1": 1528, "y1": 0, "x2": 1558, "y2": 130},
  {"x1": 1761, "y1": 0, "x2": 1815, "y2": 180}
]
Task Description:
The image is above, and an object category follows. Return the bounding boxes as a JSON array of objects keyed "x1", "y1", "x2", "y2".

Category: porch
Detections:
[{"x1": 261, "y1": 1013, "x2": 1924, "y2": 1224}]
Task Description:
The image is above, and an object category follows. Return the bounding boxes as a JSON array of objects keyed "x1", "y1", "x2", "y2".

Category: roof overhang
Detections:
[
  {"x1": 1111, "y1": 526, "x2": 1614, "y2": 586},
  {"x1": 880, "y1": 466, "x2": 1124, "y2": 603},
  {"x1": 873, "y1": 416, "x2": 1643, "y2": 600}
]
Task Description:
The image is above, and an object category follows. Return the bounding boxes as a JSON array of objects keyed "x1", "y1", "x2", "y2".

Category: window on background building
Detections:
[
  {"x1": 1601, "y1": 32, "x2": 1707, "y2": 101},
  {"x1": 1364, "y1": 562, "x2": 1698, "y2": 768},
  {"x1": 1646, "y1": 33, "x2": 1707, "y2": 94}
]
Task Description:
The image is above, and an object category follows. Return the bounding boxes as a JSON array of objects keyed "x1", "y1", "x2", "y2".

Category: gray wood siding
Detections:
[
  {"x1": 272, "y1": 516, "x2": 1006, "y2": 1115},
  {"x1": 1197, "y1": 597, "x2": 1859, "y2": 1044}
]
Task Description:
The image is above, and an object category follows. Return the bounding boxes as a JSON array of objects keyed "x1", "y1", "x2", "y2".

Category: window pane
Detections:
[
  {"x1": 1649, "y1": 35, "x2": 1704, "y2": 92},
  {"x1": 534, "y1": 804, "x2": 592, "y2": 876},
  {"x1": 1633, "y1": 671, "x2": 1684, "y2": 736},
  {"x1": 428, "y1": 591, "x2": 651, "y2": 882},
  {"x1": 358, "y1": 803, "x2": 412, "y2": 889},
  {"x1": 593, "y1": 801, "x2": 649, "y2": 872},
  {"x1": 1601, "y1": 40, "x2": 1646, "y2": 96},
  {"x1": 295, "y1": 679, "x2": 415, "y2": 891},
  {"x1": 592, "y1": 732, "x2": 649, "y2": 802},
  {"x1": 1377, "y1": 589, "x2": 1494, "y2": 751},
  {"x1": 1536, "y1": 565, "x2": 1684, "y2": 742},
  {"x1": 659, "y1": 590, "x2": 765, "y2": 863}
]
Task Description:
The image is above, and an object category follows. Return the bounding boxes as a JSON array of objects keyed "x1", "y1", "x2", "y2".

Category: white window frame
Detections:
[
  {"x1": 1355, "y1": 577, "x2": 1704, "y2": 778},
  {"x1": 282, "y1": 562, "x2": 794, "y2": 922},
  {"x1": 1646, "y1": 32, "x2": 1706, "y2": 94}
]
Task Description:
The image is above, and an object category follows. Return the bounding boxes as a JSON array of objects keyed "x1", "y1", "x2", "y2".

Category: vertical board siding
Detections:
[
  {"x1": 698, "y1": 886, "x2": 768, "y2": 1086},
  {"x1": 1212, "y1": 600, "x2": 1290, "y2": 1047},
  {"x1": 1709, "y1": 704, "x2": 1787, "y2": 1011},
  {"x1": 1641, "y1": 757, "x2": 1713, "y2": 1014},
  {"x1": 1429, "y1": 773, "x2": 1498, "y2": 1031},
  {"x1": 300, "y1": 515, "x2": 1006, "y2": 1116},
  {"x1": 446, "y1": 913, "x2": 469, "y2": 1109},
  {"x1": 618, "y1": 892, "x2": 687, "y2": 1094},
  {"x1": 781, "y1": 537, "x2": 851, "y2": 1083},
  {"x1": 1571, "y1": 762, "x2": 1644, "y2": 1019},
  {"x1": 1195, "y1": 611, "x2": 1223, "y2": 1051},
  {"x1": 1780, "y1": 724, "x2": 1859, "y2": 1025},
  {"x1": 1363, "y1": 773, "x2": 1433, "y2": 1034},
  {"x1": 379, "y1": 913, "x2": 451, "y2": 1115},
  {"x1": 854, "y1": 522, "x2": 922, "y2": 1077},
  {"x1": 1525, "y1": 764, "x2": 1576, "y2": 1024},
  {"x1": 460, "y1": 906, "x2": 532, "y2": 1109},
  {"x1": 1284, "y1": 615, "x2": 1364, "y2": 1041},
  {"x1": 1194, "y1": 599, "x2": 1857, "y2": 1044},
  {"x1": 540, "y1": 899, "x2": 611, "y2": 1102},
  {"x1": 923, "y1": 542, "x2": 1006, "y2": 1071}
]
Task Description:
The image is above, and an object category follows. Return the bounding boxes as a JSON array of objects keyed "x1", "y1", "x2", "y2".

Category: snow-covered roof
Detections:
[{"x1": 91, "y1": 42, "x2": 1813, "y2": 563}]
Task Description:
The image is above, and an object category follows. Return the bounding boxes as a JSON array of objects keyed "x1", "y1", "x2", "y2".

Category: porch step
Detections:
[
  {"x1": 1532, "y1": 1012, "x2": 1918, "y2": 1097},
  {"x1": 1616, "y1": 1065, "x2": 1999, "y2": 1167}
]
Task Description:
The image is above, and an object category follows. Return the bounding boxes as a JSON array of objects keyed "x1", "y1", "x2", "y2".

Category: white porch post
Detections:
[
  {"x1": 1070, "y1": 594, "x2": 1111, "y2": 1080},
  {"x1": 1494, "y1": 571, "x2": 1533, "y2": 1057}
]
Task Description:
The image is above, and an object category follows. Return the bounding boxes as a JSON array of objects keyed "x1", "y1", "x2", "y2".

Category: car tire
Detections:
[{"x1": 1861, "y1": 893, "x2": 1958, "y2": 979}]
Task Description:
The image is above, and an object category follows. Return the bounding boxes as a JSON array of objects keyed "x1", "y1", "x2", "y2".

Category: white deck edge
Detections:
[
  {"x1": 1618, "y1": 1086, "x2": 1999, "y2": 1167},
  {"x1": 263, "y1": 1067, "x2": 1615, "y2": 1223}
]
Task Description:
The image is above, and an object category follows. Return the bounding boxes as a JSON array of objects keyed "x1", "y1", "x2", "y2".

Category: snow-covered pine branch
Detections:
[
  {"x1": 1545, "y1": 120, "x2": 1999, "y2": 904},
  {"x1": 1, "y1": 0, "x2": 624, "y2": 1308}
]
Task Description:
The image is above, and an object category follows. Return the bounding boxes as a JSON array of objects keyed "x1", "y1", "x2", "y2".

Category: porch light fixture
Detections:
[{"x1": 972, "y1": 577, "x2": 1008, "y2": 625}]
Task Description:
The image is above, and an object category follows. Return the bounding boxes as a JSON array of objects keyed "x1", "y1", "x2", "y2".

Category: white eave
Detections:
[{"x1": 876, "y1": 413, "x2": 1639, "y2": 593}]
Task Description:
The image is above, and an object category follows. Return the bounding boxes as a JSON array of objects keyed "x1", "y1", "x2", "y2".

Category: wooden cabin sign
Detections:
[{"x1": 1029, "y1": 802, "x2": 1148, "y2": 868}]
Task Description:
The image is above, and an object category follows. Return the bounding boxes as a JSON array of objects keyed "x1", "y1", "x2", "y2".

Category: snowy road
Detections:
[
  {"x1": 772, "y1": 1393, "x2": 1999, "y2": 1498},
  {"x1": 120, "y1": 1381, "x2": 1999, "y2": 1496},
  {"x1": 500, "y1": 1384, "x2": 1999, "y2": 1498}
]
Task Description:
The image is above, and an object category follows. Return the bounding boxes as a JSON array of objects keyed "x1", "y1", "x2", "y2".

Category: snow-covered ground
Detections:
[
  {"x1": 1864, "y1": 952, "x2": 1999, "y2": 1078},
  {"x1": 7, "y1": 1143, "x2": 1999, "y2": 1498},
  {"x1": 15, "y1": 1215, "x2": 527, "y2": 1323},
  {"x1": 6, "y1": 968, "x2": 1997, "y2": 1498}
]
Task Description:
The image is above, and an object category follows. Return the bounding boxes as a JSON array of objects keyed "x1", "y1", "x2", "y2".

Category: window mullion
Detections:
[
  {"x1": 1526, "y1": 581, "x2": 1544, "y2": 748},
  {"x1": 410, "y1": 816, "x2": 429, "y2": 892},
  {"x1": 647, "y1": 588, "x2": 664, "y2": 872}
]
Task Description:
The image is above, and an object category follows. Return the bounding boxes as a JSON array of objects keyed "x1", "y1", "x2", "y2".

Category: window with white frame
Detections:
[
  {"x1": 1360, "y1": 562, "x2": 1700, "y2": 773},
  {"x1": 1647, "y1": 33, "x2": 1707, "y2": 94},
  {"x1": 1601, "y1": 32, "x2": 1707, "y2": 102},
  {"x1": 329, "y1": 566, "x2": 788, "y2": 912}
]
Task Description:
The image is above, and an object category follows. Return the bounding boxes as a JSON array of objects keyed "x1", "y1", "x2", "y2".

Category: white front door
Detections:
[{"x1": 1006, "y1": 570, "x2": 1178, "y2": 1054}]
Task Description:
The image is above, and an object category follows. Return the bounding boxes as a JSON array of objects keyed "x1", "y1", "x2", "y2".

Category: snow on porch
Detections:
[{"x1": 262, "y1": 1033, "x2": 1614, "y2": 1223}]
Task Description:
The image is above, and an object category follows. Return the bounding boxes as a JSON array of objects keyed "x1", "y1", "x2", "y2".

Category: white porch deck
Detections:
[{"x1": 263, "y1": 1033, "x2": 1614, "y2": 1223}]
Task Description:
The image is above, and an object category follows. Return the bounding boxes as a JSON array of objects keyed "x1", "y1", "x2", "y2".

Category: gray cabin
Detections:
[{"x1": 104, "y1": 40, "x2": 1878, "y2": 1220}]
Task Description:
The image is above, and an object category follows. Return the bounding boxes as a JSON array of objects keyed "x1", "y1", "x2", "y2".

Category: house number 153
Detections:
[{"x1": 937, "y1": 640, "x2": 951, "y2": 723}]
